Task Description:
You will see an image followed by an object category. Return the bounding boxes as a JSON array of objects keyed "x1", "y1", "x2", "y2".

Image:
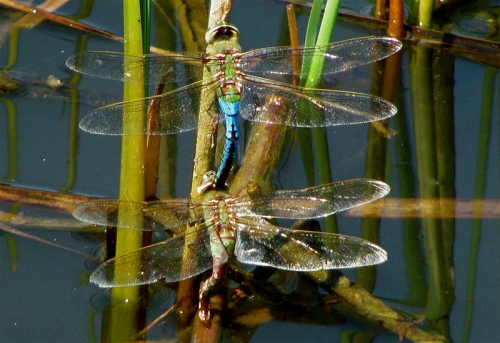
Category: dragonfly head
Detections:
[{"x1": 205, "y1": 22, "x2": 240, "y2": 45}]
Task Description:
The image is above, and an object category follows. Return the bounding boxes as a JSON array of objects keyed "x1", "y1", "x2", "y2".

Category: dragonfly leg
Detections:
[{"x1": 198, "y1": 263, "x2": 228, "y2": 323}]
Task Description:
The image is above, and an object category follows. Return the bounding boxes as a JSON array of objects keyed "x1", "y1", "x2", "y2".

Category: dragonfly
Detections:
[
  {"x1": 73, "y1": 178, "x2": 390, "y2": 322},
  {"x1": 66, "y1": 23, "x2": 402, "y2": 188}
]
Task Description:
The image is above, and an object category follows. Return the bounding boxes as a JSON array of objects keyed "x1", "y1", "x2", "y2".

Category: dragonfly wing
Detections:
[
  {"x1": 90, "y1": 226, "x2": 228, "y2": 287},
  {"x1": 66, "y1": 51, "x2": 205, "y2": 84},
  {"x1": 233, "y1": 179, "x2": 390, "y2": 219},
  {"x1": 79, "y1": 79, "x2": 222, "y2": 135},
  {"x1": 240, "y1": 36, "x2": 401, "y2": 75},
  {"x1": 235, "y1": 225, "x2": 387, "y2": 271},
  {"x1": 240, "y1": 76, "x2": 396, "y2": 126},
  {"x1": 72, "y1": 199, "x2": 198, "y2": 230}
]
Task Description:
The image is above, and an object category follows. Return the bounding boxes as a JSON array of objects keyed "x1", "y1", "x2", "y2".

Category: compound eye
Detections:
[
  {"x1": 205, "y1": 23, "x2": 239, "y2": 44},
  {"x1": 215, "y1": 27, "x2": 235, "y2": 39}
]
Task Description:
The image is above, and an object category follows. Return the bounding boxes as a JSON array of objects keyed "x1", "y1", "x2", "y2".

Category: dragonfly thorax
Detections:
[
  {"x1": 205, "y1": 42, "x2": 243, "y2": 95},
  {"x1": 205, "y1": 194, "x2": 237, "y2": 224},
  {"x1": 205, "y1": 39, "x2": 241, "y2": 60},
  {"x1": 203, "y1": 192, "x2": 237, "y2": 255}
]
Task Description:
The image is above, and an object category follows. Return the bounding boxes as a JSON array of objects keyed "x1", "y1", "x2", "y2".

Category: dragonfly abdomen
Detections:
[{"x1": 215, "y1": 92, "x2": 241, "y2": 188}]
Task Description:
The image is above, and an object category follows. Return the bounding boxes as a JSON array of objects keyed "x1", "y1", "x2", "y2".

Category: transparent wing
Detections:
[
  {"x1": 72, "y1": 199, "x2": 205, "y2": 231},
  {"x1": 239, "y1": 76, "x2": 396, "y2": 127},
  {"x1": 232, "y1": 179, "x2": 390, "y2": 219},
  {"x1": 79, "y1": 78, "x2": 222, "y2": 135},
  {"x1": 235, "y1": 225, "x2": 387, "y2": 270},
  {"x1": 240, "y1": 36, "x2": 402, "y2": 75},
  {"x1": 90, "y1": 225, "x2": 228, "y2": 287},
  {"x1": 66, "y1": 51, "x2": 205, "y2": 84}
]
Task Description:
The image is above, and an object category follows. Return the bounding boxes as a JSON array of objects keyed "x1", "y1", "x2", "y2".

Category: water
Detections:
[{"x1": 1, "y1": 1, "x2": 500, "y2": 342}]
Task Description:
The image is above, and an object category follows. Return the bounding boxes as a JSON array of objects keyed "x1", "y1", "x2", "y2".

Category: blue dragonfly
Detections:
[
  {"x1": 73, "y1": 178, "x2": 390, "y2": 321},
  {"x1": 66, "y1": 23, "x2": 402, "y2": 188}
]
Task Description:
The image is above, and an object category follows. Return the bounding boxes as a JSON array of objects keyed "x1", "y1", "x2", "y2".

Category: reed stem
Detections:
[{"x1": 107, "y1": 1, "x2": 147, "y2": 341}]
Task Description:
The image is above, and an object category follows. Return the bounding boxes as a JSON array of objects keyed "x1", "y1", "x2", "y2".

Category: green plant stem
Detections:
[
  {"x1": 406, "y1": 0, "x2": 419, "y2": 26},
  {"x1": 5, "y1": 27, "x2": 20, "y2": 69},
  {"x1": 410, "y1": 43, "x2": 440, "y2": 314},
  {"x1": 5, "y1": 201, "x2": 19, "y2": 271},
  {"x1": 60, "y1": 89, "x2": 79, "y2": 193},
  {"x1": 107, "y1": 1, "x2": 146, "y2": 342},
  {"x1": 140, "y1": 0, "x2": 150, "y2": 53},
  {"x1": 418, "y1": 0, "x2": 433, "y2": 28},
  {"x1": 410, "y1": 43, "x2": 454, "y2": 337},
  {"x1": 0, "y1": 98, "x2": 20, "y2": 272},
  {"x1": 432, "y1": 48, "x2": 456, "y2": 318},
  {"x1": 356, "y1": 55, "x2": 389, "y2": 291},
  {"x1": 461, "y1": 67, "x2": 496, "y2": 342},
  {"x1": 301, "y1": 0, "x2": 340, "y2": 233},
  {"x1": 303, "y1": 0, "x2": 340, "y2": 87},
  {"x1": 172, "y1": 0, "x2": 205, "y2": 52},
  {"x1": 392, "y1": 83, "x2": 427, "y2": 307},
  {"x1": 1, "y1": 99, "x2": 18, "y2": 181},
  {"x1": 356, "y1": 123, "x2": 387, "y2": 290},
  {"x1": 303, "y1": 0, "x2": 323, "y2": 47},
  {"x1": 155, "y1": 0, "x2": 178, "y2": 200}
]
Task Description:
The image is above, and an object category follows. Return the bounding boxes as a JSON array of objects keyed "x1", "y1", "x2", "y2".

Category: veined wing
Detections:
[
  {"x1": 232, "y1": 179, "x2": 390, "y2": 219},
  {"x1": 79, "y1": 78, "x2": 222, "y2": 135},
  {"x1": 240, "y1": 76, "x2": 397, "y2": 127},
  {"x1": 235, "y1": 225, "x2": 387, "y2": 270},
  {"x1": 240, "y1": 36, "x2": 402, "y2": 75},
  {"x1": 90, "y1": 225, "x2": 228, "y2": 287},
  {"x1": 72, "y1": 198, "x2": 201, "y2": 231},
  {"x1": 66, "y1": 51, "x2": 205, "y2": 84}
]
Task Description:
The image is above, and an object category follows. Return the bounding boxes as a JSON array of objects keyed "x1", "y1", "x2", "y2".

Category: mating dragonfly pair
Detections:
[
  {"x1": 67, "y1": 22, "x2": 401, "y2": 188},
  {"x1": 69, "y1": 22, "x2": 401, "y2": 321}
]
